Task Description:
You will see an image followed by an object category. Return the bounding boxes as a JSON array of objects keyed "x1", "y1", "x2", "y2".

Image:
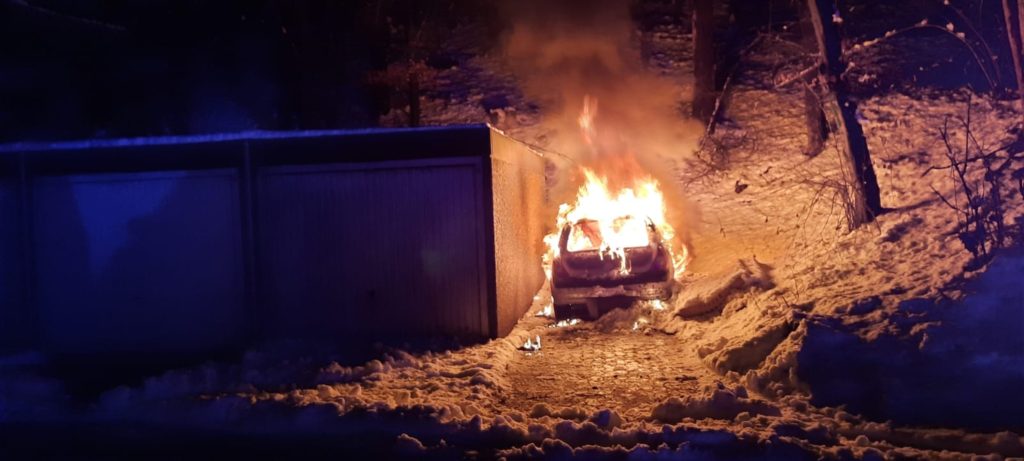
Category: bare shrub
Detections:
[{"x1": 928, "y1": 98, "x2": 1022, "y2": 269}]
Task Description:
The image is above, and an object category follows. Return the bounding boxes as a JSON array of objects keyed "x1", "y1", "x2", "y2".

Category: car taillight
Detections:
[{"x1": 552, "y1": 257, "x2": 570, "y2": 285}]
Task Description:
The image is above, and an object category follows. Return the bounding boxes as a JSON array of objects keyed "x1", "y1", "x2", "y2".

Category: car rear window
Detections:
[{"x1": 566, "y1": 216, "x2": 649, "y2": 252}]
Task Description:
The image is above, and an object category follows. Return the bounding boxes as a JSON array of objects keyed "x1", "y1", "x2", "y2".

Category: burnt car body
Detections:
[{"x1": 550, "y1": 216, "x2": 674, "y2": 320}]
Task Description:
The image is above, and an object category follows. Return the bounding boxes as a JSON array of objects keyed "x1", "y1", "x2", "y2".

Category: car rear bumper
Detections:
[{"x1": 551, "y1": 279, "x2": 674, "y2": 305}]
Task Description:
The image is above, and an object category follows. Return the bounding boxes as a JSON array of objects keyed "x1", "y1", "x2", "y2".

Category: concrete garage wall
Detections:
[
  {"x1": 32, "y1": 170, "x2": 245, "y2": 356},
  {"x1": 257, "y1": 160, "x2": 490, "y2": 340},
  {"x1": 488, "y1": 132, "x2": 549, "y2": 337}
]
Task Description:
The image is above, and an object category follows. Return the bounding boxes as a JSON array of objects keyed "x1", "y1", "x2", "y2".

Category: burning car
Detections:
[
  {"x1": 541, "y1": 96, "x2": 686, "y2": 320},
  {"x1": 550, "y1": 215, "x2": 675, "y2": 320}
]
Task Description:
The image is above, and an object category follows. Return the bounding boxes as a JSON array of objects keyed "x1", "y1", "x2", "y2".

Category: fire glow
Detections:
[{"x1": 543, "y1": 97, "x2": 687, "y2": 280}]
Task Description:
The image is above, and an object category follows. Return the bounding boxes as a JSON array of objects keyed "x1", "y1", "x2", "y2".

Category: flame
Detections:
[
  {"x1": 561, "y1": 169, "x2": 667, "y2": 272},
  {"x1": 552, "y1": 318, "x2": 581, "y2": 328},
  {"x1": 578, "y1": 94, "x2": 598, "y2": 146},
  {"x1": 521, "y1": 335, "x2": 542, "y2": 352},
  {"x1": 542, "y1": 96, "x2": 688, "y2": 281}
]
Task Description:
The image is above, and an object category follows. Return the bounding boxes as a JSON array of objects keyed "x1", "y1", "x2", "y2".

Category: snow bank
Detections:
[
  {"x1": 741, "y1": 322, "x2": 808, "y2": 398},
  {"x1": 697, "y1": 313, "x2": 794, "y2": 375},
  {"x1": 93, "y1": 340, "x2": 359, "y2": 418},
  {"x1": 495, "y1": 426, "x2": 814, "y2": 460},
  {"x1": 661, "y1": 259, "x2": 795, "y2": 381},
  {"x1": 673, "y1": 259, "x2": 774, "y2": 318},
  {"x1": 649, "y1": 383, "x2": 780, "y2": 423},
  {"x1": 798, "y1": 252, "x2": 1024, "y2": 431},
  {"x1": 0, "y1": 351, "x2": 69, "y2": 421}
]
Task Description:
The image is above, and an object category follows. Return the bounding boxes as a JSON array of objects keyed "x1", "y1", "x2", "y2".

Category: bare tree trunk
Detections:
[
  {"x1": 692, "y1": 0, "x2": 715, "y2": 122},
  {"x1": 407, "y1": 67, "x2": 421, "y2": 127},
  {"x1": 1017, "y1": 0, "x2": 1024, "y2": 106},
  {"x1": 806, "y1": 0, "x2": 883, "y2": 228},
  {"x1": 797, "y1": 0, "x2": 826, "y2": 156},
  {"x1": 1003, "y1": 0, "x2": 1024, "y2": 101},
  {"x1": 802, "y1": 86, "x2": 827, "y2": 156}
]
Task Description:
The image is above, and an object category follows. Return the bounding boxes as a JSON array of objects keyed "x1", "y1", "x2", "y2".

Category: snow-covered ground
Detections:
[{"x1": 3, "y1": 8, "x2": 1024, "y2": 461}]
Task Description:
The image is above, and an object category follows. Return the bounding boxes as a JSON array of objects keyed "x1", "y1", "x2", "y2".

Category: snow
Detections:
[
  {"x1": 649, "y1": 383, "x2": 780, "y2": 423},
  {"x1": 799, "y1": 252, "x2": 1024, "y2": 431},
  {"x1": 0, "y1": 125, "x2": 488, "y2": 153},
  {"x1": 0, "y1": 352, "x2": 68, "y2": 421},
  {"x1": 672, "y1": 258, "x2": 775, "y2": 318}
]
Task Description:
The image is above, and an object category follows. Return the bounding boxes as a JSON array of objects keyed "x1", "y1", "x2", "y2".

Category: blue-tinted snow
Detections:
[{"x1": 0, "y1": 125, "x2": 488, "y2": 153}]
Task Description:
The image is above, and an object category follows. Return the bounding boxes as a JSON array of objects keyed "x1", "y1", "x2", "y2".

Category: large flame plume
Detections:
[{"x1": 544, "y1": 97, "x2": 688, "y2": 280}]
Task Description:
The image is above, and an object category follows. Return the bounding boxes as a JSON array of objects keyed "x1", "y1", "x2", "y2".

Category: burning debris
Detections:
[
  {"x1": 520, "y1": 335, "x2": 542, "y2": 352},
  {"x1": 551, "y1": 318, "x2": 581, "y2": 328},
  {"x1": 646, "y1": 299, "x2": 667, "y2": 311}
]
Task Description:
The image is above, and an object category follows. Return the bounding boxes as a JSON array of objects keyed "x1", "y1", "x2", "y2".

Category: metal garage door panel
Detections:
[
  {"x1": 0, "y1": 180, "x2": 23, "y2": 347},
  {"x1": 32, "y1": 170, "x2": 244, "y2": 355},
  {"x1": 259, "y1": 161, "x2": 486, "y2": 340}
]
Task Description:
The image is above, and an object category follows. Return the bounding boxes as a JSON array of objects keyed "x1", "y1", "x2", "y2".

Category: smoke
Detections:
[{"x1": 499, "y1": 0, "x2": 702, "y2": 256}]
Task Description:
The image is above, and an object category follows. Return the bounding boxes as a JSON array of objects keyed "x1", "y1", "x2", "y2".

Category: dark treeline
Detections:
[
  {"x1": 0, "y1": 0, "x2": 497, "y2": 142},
  {"x1": 1, "y1": 0, "x2": 1019, "y2": 143}
]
